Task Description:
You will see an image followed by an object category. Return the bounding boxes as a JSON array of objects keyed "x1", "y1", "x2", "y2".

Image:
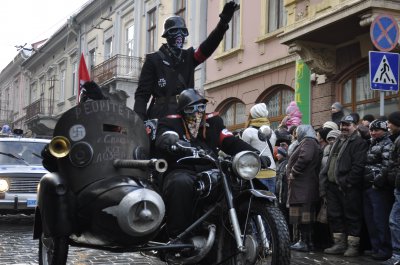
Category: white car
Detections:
[{"x1": 0, "y1": 137, "x2": 49, "y2": 214}]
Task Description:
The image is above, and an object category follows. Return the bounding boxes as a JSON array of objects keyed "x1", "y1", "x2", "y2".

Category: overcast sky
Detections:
[{"x1": 0, "y1": 0, "x2": 88, "y2": 71}]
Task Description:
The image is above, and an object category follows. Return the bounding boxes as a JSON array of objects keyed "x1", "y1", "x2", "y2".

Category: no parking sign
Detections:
[{"x1": 370, "y1": 15, "x2": 399, "y2": 52}]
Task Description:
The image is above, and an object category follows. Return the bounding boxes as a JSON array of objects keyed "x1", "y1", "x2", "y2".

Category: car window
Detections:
[{"x1": 0, "y1": 141, "x2": 46, "y2": 165}]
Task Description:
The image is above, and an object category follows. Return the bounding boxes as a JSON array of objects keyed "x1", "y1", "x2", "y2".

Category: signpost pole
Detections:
[{"x1": 380, "y1": 91, "x2": 384, "y2": 116}]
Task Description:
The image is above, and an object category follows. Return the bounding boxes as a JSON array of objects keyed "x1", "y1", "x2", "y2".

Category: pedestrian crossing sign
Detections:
[{"x1": 369, "y1": 51, "x2": 399, "y2": 91}]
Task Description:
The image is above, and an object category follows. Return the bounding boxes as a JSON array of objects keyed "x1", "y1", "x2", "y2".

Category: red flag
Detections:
[{"x1": 78, "y1": 53, "x2": 90, "y2": 102}]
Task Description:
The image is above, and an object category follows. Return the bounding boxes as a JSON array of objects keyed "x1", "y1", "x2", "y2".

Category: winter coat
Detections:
[
  {"x1": 276, "y1": 157, "x2": 288, "y2": 205},
  {"x1": 286, "y1": 125, "x2": 322, "y2": 204},
  {"x1": 242, "y1": 124, "x2": 277, "y2": 171},
  {"x1": 134, "y1": 22, "x2": 229, "y2": 121},
  {"x1": 364, "y1": 133, "x2": 393, "y2": 189},
  {"x1": 388, "y1": 132, "x2": 400, "y2": 189},
  {"x1": 319, "y1": 143, "x2": 333, "y2": 197},
  {"x1": 320, "y1": 131, "x2": 368, "y2": 191},
  {"x1": 331, "y1": 111, "x2": 344, "y2": 126},
  {"x1": 281, "y1": 101, "x2": 302, "y2": 129}
]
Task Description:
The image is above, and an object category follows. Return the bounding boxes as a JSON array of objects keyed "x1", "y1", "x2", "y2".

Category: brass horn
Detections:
[{"x1": 49, "y1": 136, "x2": 71, "y2": 158}]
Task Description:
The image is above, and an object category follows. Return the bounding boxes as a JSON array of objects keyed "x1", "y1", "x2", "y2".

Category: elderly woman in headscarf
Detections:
[
  {"x1": 286, "y1": 125, "x2": 322, "y2": 252},
  {"x1": 242, "y1": 103, "x2": 277, "y2": 193}
]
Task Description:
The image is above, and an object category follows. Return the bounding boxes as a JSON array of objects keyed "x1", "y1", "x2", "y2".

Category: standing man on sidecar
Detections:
[
  {"x1": 155, "y1": 88, "x2": 269, "y2": 239},
  {"x1": 134, "y1": 1, "x2": 239, "y2": 121}
]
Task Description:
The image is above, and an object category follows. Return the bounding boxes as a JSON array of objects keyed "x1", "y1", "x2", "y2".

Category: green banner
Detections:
[{"x1": 295, "y1": 60, "x2": 311, "y2": 124}]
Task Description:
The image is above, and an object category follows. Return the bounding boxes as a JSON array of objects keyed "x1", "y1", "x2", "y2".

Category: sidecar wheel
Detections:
[
  {"x1": 219, "y1": 201, "x2": 290, "y2": 265},
  {"x1": 39, "y1": 234, "x2": 69, "y2": 265}
]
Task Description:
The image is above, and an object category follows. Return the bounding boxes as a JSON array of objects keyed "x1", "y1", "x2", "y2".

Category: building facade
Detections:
[
  {"x1": 205, "y1": 0, "x2": 400, "y2": 131},
  {"x1": 0, "y1": 0, "x2": 399, "y2": 136},
  {"x1": 0, "y1": 0, "x2": 207, "y2": 136}
]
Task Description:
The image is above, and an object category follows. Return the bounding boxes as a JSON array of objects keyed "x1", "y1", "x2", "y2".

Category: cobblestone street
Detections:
[{"x1": 0, "y1": 214, "x2": 381, "y2": 264}]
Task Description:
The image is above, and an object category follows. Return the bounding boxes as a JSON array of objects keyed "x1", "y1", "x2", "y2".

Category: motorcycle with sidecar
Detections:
[{"x1": 34, "y1": 100, "x2": 290, "y2": 265}]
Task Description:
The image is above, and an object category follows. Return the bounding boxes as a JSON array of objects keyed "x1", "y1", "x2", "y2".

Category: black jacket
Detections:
[
  {"x1": 320, "y1": 131, "x2": 368, "y2": 191},
  {"x1": 134, "y1": 21, "x2": 229, "y2": 121},
  {"x1": 155, "y1": 113, "x2": 258, "y2": 173},
  {"x1": 388, "y1": 132, "x2": 400, "y2": 189}
]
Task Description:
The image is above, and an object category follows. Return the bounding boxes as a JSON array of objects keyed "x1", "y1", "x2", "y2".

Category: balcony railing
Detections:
[
  {"x1": 25, "y1": 99, "x2": 42, "y2": 120},
  {"x1": 25, "y1": 98, "x2": 54, "y2": 120},
  {"x1": 91, "y1": 54, "x2": 144, "y2": 85}
]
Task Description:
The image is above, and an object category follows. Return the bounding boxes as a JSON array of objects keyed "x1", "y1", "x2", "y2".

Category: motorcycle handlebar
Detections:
[{"x1": 113, "y1": 158, "x2": 168, "y2": 173}]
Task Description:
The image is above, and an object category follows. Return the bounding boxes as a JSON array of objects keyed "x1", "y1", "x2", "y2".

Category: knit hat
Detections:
[
  {"x1": 318, "y1": 127, "x2": 332, "y2": 141},
  {"x1": 350, "y1": 112, "x2": 360, "y2": 124},
  {"x1": 331, "y1": 102, "x2": 343, "y2": 111},
  {"x1": 250, "y1": 103, "x2": 268, "y2": 119},
  {"x1": 323, "y1": 121, "x2": 339, "y2": 131},
  {"x1": 369, "y1": 119, "x2": 388, "y2": 131},
  {"x1": 388, "y1": 111, "x2": 400, "y2": 127},
  {"x1": 277, "y1": 147, "x2": 288, "y2": 158},
  {"x1": 362, "y1": 114, "x2": 375, "y2": 123},
  {"x1": 326, "y1": 129, "x2": 341, "y2": 140}
]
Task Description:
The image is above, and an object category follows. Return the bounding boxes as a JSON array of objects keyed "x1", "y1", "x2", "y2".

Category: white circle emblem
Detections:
[{"x1": 69, "y1": 124, "x2": 86, "y2": 141}]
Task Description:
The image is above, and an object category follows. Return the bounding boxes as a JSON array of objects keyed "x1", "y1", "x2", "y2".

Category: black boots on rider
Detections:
[{"x1": 290, "y1": 224, "x2": 314, "y2": 252}]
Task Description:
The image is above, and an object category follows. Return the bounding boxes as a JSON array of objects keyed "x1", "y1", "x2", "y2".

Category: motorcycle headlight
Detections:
[
  {"x1": 232, "y1": 151, "x2": 261, "y2": 180},
  {"x1": 0, "y1": 179, "x2": 9, "y2": 192}
]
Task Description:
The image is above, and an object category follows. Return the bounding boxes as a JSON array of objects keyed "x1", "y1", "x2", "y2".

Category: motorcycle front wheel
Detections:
[
  {"x1": 39, "y1": 233, "x2": 69, "y2": 265},
  {"x1": 219, "y1": 200, "x2": 290, "y2": 265}
]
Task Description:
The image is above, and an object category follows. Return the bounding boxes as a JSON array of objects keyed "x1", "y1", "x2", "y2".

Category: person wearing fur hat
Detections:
[
  {"x1": 242, "y1": 103, "x2": 277, "y2": 193},
  {"x1": 280, "y1": 101, "x2": 302, "y2": 130},
  {"x1": 362, "y1": 119, "x2": 394, "y2": 261},
  {"x1": 331, "y1": 102, "x2": 345, "y2": 126},
  {"x1": 383, "y1": 111, "x2": 400, "y2": 265}
]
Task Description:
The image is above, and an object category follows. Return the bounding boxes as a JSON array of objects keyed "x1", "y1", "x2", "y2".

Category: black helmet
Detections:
[
  {"x1": 162, "y1": 16, "x2": 188, "y2": 38},
  {"x1": 177, "y1": 89, "x2": 208, "y2": 112}
]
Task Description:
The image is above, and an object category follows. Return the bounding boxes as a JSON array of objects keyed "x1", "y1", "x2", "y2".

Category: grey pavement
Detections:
[{"x1": 0, "y1": 214, "x2": 381, "y2": 264}]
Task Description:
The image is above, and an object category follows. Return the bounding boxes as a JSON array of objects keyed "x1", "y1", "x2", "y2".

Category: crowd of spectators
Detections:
[{"x1": 241, "y1": 100, "x2": 400, "y2": 265}]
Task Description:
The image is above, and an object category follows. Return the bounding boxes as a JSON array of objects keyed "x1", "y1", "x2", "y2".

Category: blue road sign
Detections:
[
  {"x1": 369, "y1": 51, "x2": 399, "y2": 91},
  {"x1": 370, "y1": 15, "x2": 399, "y2": 52}
]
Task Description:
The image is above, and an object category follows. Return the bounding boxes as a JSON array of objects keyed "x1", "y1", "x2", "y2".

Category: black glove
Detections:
[
  {"x1": 363, "y1": 169, "x2": 374, "y2": 189},
  {"x1": 171, "y1": 140, "x2": 193, "y2": 156},
  {"x1": 156, "y1": 131, "x2": 192, "y2": 156},
  {"x1": 373, "y1": 174, "x2": 387, "y2": 189},
  {"x1": 219, "y1": 1, "x2": 239, "y2": 24},
  {"x1": 80, "y1": 81, "x2": 108, "y2": 102},
  {"x1": 260, "y1": 155, "x2": 271, "y2": 169}
]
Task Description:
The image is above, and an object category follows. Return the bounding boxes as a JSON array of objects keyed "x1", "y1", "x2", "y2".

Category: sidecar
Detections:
[{"x1": 33, "y1": 100, "x2": 167, "y2": 264}]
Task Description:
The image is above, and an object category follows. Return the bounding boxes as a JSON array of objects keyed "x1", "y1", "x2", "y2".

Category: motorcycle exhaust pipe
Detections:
[
  {"x1": 113, "y1": 158, "x2": 168, "y2": 173},
  {"x1": 49, "y1": 136, "x2": 71, "y2": 158},
  {"x1": 167, "y1": 224, "x2": 216, "y2": 264}
]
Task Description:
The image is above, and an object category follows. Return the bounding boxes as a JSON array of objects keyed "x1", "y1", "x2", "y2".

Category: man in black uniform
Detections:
[
  {"x1": 134, "y1": 1, "x2": 239, "y2": 121},
  {"x1": 155, "y1": 88, "x2": 260, "y2": 238}
]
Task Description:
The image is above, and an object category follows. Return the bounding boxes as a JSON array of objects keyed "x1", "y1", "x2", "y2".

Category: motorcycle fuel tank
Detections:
[{"x1": 53, "y1": 100, "x2": 150, "y2": 192}]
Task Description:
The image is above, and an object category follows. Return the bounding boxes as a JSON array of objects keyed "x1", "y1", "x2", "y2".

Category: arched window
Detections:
[
  {"x1": 341, "y1": 66, "x2": 399, "y2": 117},
  {"x1": 261, "y1": 86, "x2": 295, "y2": 129},
  {"x1": 219, "y1": 100, "x2": 246, "y2": 131}
]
